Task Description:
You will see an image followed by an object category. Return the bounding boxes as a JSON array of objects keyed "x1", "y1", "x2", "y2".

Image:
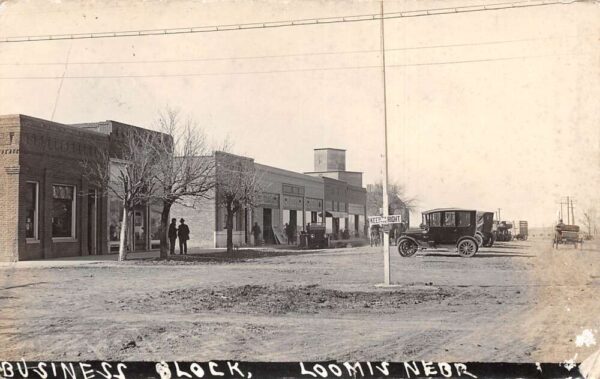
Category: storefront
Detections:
[{"x1": 0, "y1": 114, "x2": 169, "y2": 261}]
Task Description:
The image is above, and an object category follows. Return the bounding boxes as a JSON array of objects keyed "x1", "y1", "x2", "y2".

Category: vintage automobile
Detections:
[
  {"x1": 300, "y1": 224, "x2": 329, "y2": 249},
  {"x1": 476, "y1": 211, "x2": 496, "y2": 247},
  {"x1": 396, "y1": 208, "x2": 480, "y2": 258}
]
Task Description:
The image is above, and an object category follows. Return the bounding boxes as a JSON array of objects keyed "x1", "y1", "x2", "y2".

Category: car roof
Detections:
[{"x1": 423, "y1": 208, "x2": 477, "y2": 214}]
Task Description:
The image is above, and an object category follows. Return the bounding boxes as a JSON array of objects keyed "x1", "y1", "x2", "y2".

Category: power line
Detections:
[
  {"x1": 0, "y1": 35, "x2": 583, "y2": 66},
  {"x1": 0, "y1": 51, "x2": 589, "y2": 80},
  {"x1": 0, "y1": 0, "x2": 582, "y2": 43},
  {"x1": 50, "y1": 42, "x2": 72, "y2": 121}
]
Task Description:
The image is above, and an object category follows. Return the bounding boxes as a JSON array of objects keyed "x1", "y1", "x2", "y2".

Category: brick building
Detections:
[
  {"x1": 0, "y1": 114, "x2": 166, "y2": 262},
  {"x1": 0, "y1": 114, "x2": 367, "y2": 259},
  {"x1": 172, "y1": 148, "x2": 367, "y2": 248}
]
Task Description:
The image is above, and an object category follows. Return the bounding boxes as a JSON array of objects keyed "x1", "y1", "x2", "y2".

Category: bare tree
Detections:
[
  {"x1": 151, "y1": 108, "x2": 216, "y2": 258},
  {"x1": 367, "y1": 181, "x2": 417, "y2": 217},
  {"x1": 82, "y1": 128, "x2": 158, "y2": 261},
  {"x1": 215, "y1": 151, "x2": 261, "y2": 253},
  {"x1": 581, "y1": 207, "x2": 597, "y2": 237}
]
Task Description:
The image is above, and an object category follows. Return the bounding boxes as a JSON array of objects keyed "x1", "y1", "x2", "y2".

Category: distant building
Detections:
[{"x1": 172, "y1": 148, "x2": 367, "y2": 248}]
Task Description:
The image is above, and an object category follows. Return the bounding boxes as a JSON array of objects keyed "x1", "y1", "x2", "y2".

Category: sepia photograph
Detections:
[{"x1": 0, "y1": 0, "x2": 599, "y2": 378}]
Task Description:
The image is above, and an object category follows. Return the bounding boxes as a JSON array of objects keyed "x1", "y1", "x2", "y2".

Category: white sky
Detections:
[{"x1": 1, "y1": 0, "x2": 599, "y2": 227}]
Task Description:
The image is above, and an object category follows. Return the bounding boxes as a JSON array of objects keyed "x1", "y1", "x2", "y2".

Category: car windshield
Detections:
[{"x1": 430, "y1": 212, "x2": 441, "y2": 227}]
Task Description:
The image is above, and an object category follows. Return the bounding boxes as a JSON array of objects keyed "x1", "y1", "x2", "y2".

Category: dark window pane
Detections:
[
  {"x1": 457, "y1": 212, "x2": 472, "y2": 227},
  {"x1": 444, "y1": 212, "x2": 456, "y2": 227},
  {"x1": 25, "y1": 183, "x2": 37, "y2": 239},
  {"x1": 52, "y1": 185, "x2": 74, "y2": 237},
  {"x1": 430, "y1": 212, "x2": 441, "y2": 227}
]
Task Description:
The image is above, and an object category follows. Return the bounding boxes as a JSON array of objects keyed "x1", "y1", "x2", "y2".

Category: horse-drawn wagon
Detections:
[{"x1": 553, "y1": 223, "x2": 583, "y2": 249}]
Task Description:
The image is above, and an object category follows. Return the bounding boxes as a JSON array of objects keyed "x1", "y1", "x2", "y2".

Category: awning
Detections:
[{"x1": 319, "y1": 211, "x2": 348, "y2": 218}]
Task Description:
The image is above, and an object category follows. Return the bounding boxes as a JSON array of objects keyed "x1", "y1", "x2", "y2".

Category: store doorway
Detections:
[
  {"x1": 263, "y1": 208, "x2": 273, "y2": 244},
  {"x1": 86, "y1": 190, "x2": 98, "y2": 255},
  {"x1": 289, "y1": 209, "x2": 297, "y2": 242},
  {"x1": 332, "y1": 217, "x2": 340, "y2": 238},
  {"x1": 133, "y1": 206, "x2": 146, "y2": 251}
]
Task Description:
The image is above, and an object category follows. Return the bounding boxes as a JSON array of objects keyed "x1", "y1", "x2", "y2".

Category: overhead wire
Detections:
[
  {"x1": 0, "y1": 34, "x2": 584, "y2": 66},
  {"x1": 0, "y1": 0, "x2": 584, "y2": 43},
  {"x1": 0, "y1": 51, "x2": 591, "y2": 80}
]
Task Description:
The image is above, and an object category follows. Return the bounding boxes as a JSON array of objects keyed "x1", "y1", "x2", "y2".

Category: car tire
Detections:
[
  {"x1": 398, "y1": 239, "x2": 418, "y2": 257},
  {"x1": 457, "y1": 238, "x2": 478, "y2": 258}
]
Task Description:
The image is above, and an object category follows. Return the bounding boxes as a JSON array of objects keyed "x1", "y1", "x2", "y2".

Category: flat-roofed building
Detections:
[
  {"x1": 0, "y1": 114, "x2": 168, "y2": 261},
  {"x1": 171, "y1": 148, "x2": 367, "y2": 248}
]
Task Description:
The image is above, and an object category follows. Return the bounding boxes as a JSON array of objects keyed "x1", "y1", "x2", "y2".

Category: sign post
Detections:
[
  {"x1": 379, "y1": 0, "x2": 391, "y2": 286},
  {"x1": 370, "y1": 215, "x2": 403, "y2": 285}
]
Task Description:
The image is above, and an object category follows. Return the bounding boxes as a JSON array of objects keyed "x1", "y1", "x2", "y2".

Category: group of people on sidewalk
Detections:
[{"x1": 168, "y1": 218, "x2": 190, "y2": 255}]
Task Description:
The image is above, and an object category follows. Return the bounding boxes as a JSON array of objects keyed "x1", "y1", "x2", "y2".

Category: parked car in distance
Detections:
[
  {"x1": 514, "y1": 220, "x2": 529, "y2": 241},
  {"x1": 396, "y1": 208, "x2": 480, "y2": 258},
  {"x1": 476, "y1": 211, "x2": 496, "y2": 247},
  {"x1": 496, "y1": 221, "x2": 513, "y2": 241}
]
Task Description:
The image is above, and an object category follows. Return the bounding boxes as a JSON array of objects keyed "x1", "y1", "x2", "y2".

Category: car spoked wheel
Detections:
[
  {"x1": 457, "y1": 239, "x2": 477, "y2": 258},
  {"x1": 398, "y1": 240, "x2": 418, "y2": 257}
]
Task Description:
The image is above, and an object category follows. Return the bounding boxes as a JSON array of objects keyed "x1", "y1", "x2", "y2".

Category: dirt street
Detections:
[{"x1": 0, "y1": 240, "x2": 599, "y2": 362}]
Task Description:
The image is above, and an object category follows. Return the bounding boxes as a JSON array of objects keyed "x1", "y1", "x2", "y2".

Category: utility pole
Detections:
[
  {"x1": 560, "y1": 201, "x2": 564, "y2": 221},
  {"x1": 567, "y1": 196, "x2": 570, "y2": 224},
  {"x1": 380, "y1": 0, "x2": 391, "y2": 285},
  {"x1": 570, "y1": 198, "x2": 576, "y2": 225}
]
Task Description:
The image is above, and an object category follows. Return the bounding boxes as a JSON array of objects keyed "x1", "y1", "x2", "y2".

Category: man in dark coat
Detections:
[
  {"x1": 284, "y1": 223, "x2": 291, "y2": 244},
  {"x1": 251, "y1": 222, "x2": 261, "y2": 246},
  {"x1": 177, "y1": 218, "x2": 190, "y2": 255},
  {"x1": 168, "y1": 218, "x2": 178, "y2": 255}
]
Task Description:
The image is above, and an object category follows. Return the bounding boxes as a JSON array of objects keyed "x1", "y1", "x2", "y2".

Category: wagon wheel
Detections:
[
  {"x1": 398, "y1": 239, "x2": 418, "y2": 257},
  {"x1": 457, "y1": 239, "x2": 478, "y2": 258}
]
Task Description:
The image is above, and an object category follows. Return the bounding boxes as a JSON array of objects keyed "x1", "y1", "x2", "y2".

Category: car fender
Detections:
[
  {"x1": 397, "y1": 235, "x2": 420, "y2": 247},
  {"x1": 456, "y1": 236, "x2": 479, "y2": 253}
]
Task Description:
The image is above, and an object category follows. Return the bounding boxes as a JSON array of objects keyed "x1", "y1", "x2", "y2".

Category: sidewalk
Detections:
[
  {"x1": 0, "y1": 245, "x2": 320, "y2": 268},
  {"x1": 0, "y1": 242, "x2": 370, "y2": 268},
  {"x1": 0, "y1": 248, "x2": 225, "y2": 268}
]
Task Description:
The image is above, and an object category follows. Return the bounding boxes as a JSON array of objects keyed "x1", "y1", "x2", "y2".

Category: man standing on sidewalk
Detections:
[
  {"x1": 251, "y1": 222, "x2": 262, "y2": 246},
  {"x1": 168, "y1": 218, "x2": 178, "y2": 255},
  {"x1": 178, "y1": 218, "x2": 190, "y2": 255}
]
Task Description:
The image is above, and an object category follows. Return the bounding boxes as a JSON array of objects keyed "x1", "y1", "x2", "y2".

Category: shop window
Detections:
[
  {"x1": 236, "y1": 211, "x2": 243, "y2": 231},
  {"x1": 25, "y1": 182, "x2": 39, "y2": 240},
  {"x1": 150, "y1": 204, "x2": 162, "y2": 246},
  {"x1": 52, "y1": 184, "x2": 76, "y2": 238},
  {"x1": 109, "y1": 197, "x2": 122, "y2": 241}
]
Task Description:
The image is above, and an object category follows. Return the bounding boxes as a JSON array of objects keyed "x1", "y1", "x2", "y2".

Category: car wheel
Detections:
[
  {"x1": 398, "y1": 239, "x2": 418, "y2": 257},
  {"x1": 457, "y1": 238, "x2": 478, "y2": 258}
]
